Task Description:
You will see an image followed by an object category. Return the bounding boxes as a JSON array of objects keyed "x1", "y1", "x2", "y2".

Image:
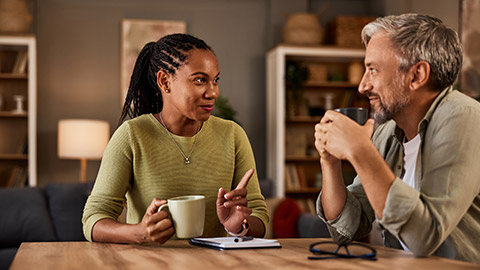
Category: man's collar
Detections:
[
  {"x1": 393, "y1": 86, "x2": 453, "y2": 140},
  {"x1": 417, "y1": 86, "x2": 452, "y2": 132}
]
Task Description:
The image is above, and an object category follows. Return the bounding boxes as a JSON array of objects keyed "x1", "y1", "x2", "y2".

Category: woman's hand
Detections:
[
  {"x1": 135, "y1": 198, "x2": 175, "y2": 244},
  {"x1": 216, "y1": 169, "x2": 254, "y2": 233}
]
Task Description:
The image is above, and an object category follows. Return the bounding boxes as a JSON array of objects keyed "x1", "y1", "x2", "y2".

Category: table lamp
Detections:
[{"x1": 58, "y1": 119, "x2": 110, "y2": 183}]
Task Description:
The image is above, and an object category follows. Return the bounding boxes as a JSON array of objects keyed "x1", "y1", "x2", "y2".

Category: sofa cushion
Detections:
[
  {"x1": 45, "y1": 182, "x2": 93, "y2": 241},
  {"x1": 0, "y1": 247, "x2": 18, "y2": 270},
  {"x1": 297, "y1": 212, "x2": 330, "y2": 238},
  {"x1": 0, "y1": 187, "x2": 57, "y2": 248}
]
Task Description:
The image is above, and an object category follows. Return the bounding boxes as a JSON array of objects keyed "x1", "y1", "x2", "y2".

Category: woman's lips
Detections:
[{"x1": 201, "y1": 105, "x2": 214, "y2": 112}]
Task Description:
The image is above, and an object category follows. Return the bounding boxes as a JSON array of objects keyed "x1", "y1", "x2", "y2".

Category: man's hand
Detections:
[{"x1": 315, "y1": 110, "x2": 375, "y2": 162}]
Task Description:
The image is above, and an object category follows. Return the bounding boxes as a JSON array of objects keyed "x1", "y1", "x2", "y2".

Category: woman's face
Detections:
[{"x1": 161, "y1": 49, "x2": 220, "y2": 122}]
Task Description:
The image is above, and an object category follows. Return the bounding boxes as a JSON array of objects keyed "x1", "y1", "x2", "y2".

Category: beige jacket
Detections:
[{"x1": 317, "y1": 87, "x2": 480, "y2": 263}]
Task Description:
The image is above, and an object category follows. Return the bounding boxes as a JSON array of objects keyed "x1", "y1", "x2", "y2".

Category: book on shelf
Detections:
[
  {"x1": 7, "y1": 166, "x2": 27, "y2": 187},
  {"x1": 284, "y1": 165, "x2": 294, "y2": 190},
  {"x1": 7, "y1": 166, "x2": 20, "y2": 187},
  {"x1": 294, "y1": 199, "x2": 307, "y2": 213},
  {"x1": 296, "y1": 165, "x2": 307, "y2": 189},
  {"x1": 340, "y1": 90, "x2": 354, "y2": 108},
  {"x1": 12, "y1": 51, "x2": 28, "y2": 74},
  {"x1": 295, "y1": 198, "x2": 317, "y2": 214},
  {"x1": 288, "y1": 164, "x2": 301, "y2": 189},
  {"x1": 285, "y1": 163, "x2": 307, "y2": 190},
  {"x1": 306, "y1": 199, "x2": 317, "y2": 214},
  {"x1": 17, "y1": 133, "x2": 28, "y2": 154}
]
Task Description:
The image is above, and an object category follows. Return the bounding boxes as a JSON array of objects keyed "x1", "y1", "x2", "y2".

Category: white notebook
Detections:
[{"x1": 190, "y1": 237, "x2": 281, "y2": 250}]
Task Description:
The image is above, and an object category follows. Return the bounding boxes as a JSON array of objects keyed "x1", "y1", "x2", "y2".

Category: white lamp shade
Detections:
[{"x1": 58, "y1": 119, "x2": 110, "y2": 160}]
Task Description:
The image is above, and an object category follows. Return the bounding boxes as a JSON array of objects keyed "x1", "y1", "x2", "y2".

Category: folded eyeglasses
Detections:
[{"x1": 308, "y1": 241, "x2": 377, "y2": 261}]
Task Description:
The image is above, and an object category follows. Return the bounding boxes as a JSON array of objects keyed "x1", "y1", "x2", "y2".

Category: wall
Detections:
[
  {"x1": 34, "y1": 0, "x2": 459, "y2": 185},
  {"x1": 36, "y1": 0, "x2": 380, "y2": 185},
  {"x1": 36, "y1": 0, "x2": 271, "y2": 184},
  {"x1": 384, "y1": 0, "x2": 459, "y2": 30}
]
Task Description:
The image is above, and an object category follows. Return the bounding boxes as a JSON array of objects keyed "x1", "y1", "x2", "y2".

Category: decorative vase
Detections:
[
  {"x1": 283, "y1": 13, "x2": 323, "y2": 46},
  {"x1": 0, "y1": 0, "x2": 33, "y2": 33}
]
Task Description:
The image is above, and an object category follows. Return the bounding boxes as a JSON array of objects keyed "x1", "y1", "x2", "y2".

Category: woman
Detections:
[{"x1": 82, "y1": 34, "x2": 268, "y2": 244}]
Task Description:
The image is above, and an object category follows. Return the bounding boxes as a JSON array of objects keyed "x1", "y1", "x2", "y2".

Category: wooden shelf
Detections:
[
  {"x1": 0, "y1": 154, "x2": 28, "y2": 160},
  {"x1": 286, "y1": 187, "x2": 321, "y2": 194},
  {"x1": 267, "y1": 46, "x2": 365, "y2": 198},
  {"x1": 0, "y1": 35, "x2": 36, "y2": 187},
  {"x1": 0, "y1": 111, "x2": 28, "y2": 118},
  {"x1": 0, "y1": 73, "x2": 28, "y2": 79},
  {"x1": 303, "y1": 81, "x2": 358, "y2": 88},
  {"x1": 286, "y1": 156, "x2": 319, "y2": 162},
  {"x1": 286, "y1": 116, "x2": 322, "y2": 123}
]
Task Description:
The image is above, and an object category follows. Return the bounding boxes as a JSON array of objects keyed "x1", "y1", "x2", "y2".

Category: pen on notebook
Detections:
[{"x1": 234, "y1": 236, "x2": 254, "y2": 243}]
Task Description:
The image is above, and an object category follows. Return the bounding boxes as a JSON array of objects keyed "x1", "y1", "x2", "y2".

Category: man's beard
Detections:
[{"x1": 370, "y1": 75, "x2": 410, "y2": 124}]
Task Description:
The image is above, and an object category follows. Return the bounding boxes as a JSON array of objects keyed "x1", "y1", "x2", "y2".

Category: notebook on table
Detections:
[{"x1": 189, "y1": 237, "x2": 281, "y2": 250}]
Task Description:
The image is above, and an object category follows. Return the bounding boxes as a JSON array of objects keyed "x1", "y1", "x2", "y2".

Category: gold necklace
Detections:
[{"x1": 159, "y1": 113, "x2": 201, "y2": 165}]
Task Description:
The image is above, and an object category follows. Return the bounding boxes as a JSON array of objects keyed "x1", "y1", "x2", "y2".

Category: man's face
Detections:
[{"x1": 359, "y1": 32, "x2": 411, "y2": 124}]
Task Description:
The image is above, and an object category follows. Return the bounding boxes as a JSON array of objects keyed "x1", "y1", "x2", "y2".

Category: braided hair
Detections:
[{"x1": 119, "y1": 33, "x2": 213, "y2": 123}]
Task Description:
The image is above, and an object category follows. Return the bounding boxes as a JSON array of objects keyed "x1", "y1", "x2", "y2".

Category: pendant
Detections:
[{"x1": 184, "y1": 158, "x2": 190, "y2": 165}]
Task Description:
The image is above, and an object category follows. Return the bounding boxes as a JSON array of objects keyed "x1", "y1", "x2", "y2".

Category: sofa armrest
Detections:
[
  {"x1": 0, "y1": 187, "x2": 57, "y2": 248},
  {"x1": 45, "y1": 182, "x2": 93, "y2": 241}
]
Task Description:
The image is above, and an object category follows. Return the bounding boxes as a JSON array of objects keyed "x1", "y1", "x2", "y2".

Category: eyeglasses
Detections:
[{"x1": 308, "y1": 241, "x2": 377, "y2": 261}]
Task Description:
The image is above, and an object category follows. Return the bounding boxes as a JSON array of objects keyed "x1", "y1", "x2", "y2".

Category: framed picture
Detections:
[
  {"x1": 121, "y1": 19, "x2": 187, "y2": 105},
  {"x1": 460, "y1": 0, "x2": 480, "y2": 100}
]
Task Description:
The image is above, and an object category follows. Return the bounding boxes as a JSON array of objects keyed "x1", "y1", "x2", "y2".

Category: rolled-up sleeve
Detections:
[{"x1": 316, "y1": 176, "x2": 375, "y2": 244}]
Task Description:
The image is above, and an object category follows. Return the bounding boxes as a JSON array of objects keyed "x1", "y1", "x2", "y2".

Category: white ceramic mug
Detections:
[{"x1": 158, "y1": 195, "x2": 205, "y2": 239}]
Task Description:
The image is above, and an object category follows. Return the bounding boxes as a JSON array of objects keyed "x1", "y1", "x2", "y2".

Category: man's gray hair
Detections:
[{"x1": 362, "y1": 14, "x2": 463, "y2": 91}]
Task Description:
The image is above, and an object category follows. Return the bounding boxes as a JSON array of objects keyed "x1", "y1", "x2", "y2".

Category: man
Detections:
[{"x1": 314, "y1": 13, "x2": 480, "y2": 263}]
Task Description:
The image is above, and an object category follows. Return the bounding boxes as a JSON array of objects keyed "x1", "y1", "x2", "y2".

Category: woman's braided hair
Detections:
[{"x1": 119, "y1": 33, "x2": 213, "y2": 123}]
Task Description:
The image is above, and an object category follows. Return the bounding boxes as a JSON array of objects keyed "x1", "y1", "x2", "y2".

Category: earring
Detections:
[{"x1": 165, "y1": 89, "x2": 170, "y2": 93}]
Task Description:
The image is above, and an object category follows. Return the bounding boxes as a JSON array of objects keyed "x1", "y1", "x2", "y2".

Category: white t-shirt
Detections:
[{"x1": 399, "y1": 134, "x2": 421, "y2": 251}]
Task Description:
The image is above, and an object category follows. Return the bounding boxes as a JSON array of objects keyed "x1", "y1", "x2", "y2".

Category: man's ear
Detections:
[
  {"x1": 409, "y1": 61, "x2": 430, "y2": 91},
  {"x1": 156, "y1": 70, "x2": 170, "y2": 92}
]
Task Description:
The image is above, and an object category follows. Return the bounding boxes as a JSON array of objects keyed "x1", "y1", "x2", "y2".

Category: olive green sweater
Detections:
[{"x1": 82, "y1": 114, "x2": 268, "y2": 241}]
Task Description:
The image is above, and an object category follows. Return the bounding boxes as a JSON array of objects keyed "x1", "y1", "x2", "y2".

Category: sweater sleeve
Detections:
[
  {"x1": 82, "y1": 123, "x2": 133, "y2": 242},
  {"x1": 232, "y1": 123, "x2": 269, "y2": 231}
]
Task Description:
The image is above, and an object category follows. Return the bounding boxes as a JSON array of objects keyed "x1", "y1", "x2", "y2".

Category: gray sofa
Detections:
[{"x1": 0, "y1": 182, "x2": 93, "y2": 270}]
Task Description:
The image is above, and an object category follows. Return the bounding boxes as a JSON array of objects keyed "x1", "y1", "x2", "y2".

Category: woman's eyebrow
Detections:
[{"x1": 189, "y1": 72, "x2": 220, "y2": 77}]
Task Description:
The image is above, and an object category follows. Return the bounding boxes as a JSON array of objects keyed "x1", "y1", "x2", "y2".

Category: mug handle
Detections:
[{"x1": 158, "y1": 203, "x2": 169, "y2": 213}]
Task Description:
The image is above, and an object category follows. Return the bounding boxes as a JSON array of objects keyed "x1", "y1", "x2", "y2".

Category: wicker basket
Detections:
[
  {"x1": 306, "y1": 64, "x2": 328, "y2": 83},
  {"x1": 327, "y1": 16, "x2": 375, "y2": 48},
  {"x1": 0, "y1": 0, "x2": 32, "y2": 33},
  {"x1": 283, "y1": 13, "x2": 324, "y2": 45}
]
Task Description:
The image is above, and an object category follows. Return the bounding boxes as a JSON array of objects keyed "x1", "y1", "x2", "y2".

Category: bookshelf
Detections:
[
  {"x1": 266, "y1": 45, "x2": 366, "y2": 213},
  {"x1": 0, "y1": 35, "x2": 37, "y2": 187}
]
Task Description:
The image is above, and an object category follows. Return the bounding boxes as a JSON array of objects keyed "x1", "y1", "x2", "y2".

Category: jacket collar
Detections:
[{"x1": 393, "y1": 86, "x2": 453, "y2": 141}]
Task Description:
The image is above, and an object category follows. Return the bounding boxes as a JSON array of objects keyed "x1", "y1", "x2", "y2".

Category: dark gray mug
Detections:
[{"x1": 333, "y1": 107, "x2": 368, "y2": 125}]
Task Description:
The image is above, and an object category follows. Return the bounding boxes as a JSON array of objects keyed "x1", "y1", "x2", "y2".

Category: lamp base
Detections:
[{"x1": 80, "y1": 158, "x2": 87, "y2": 183}]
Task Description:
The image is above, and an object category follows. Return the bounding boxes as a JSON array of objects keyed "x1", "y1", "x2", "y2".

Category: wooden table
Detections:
[{"x1": 10, "y1": 239, "x2": 478, "y2": 270}]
